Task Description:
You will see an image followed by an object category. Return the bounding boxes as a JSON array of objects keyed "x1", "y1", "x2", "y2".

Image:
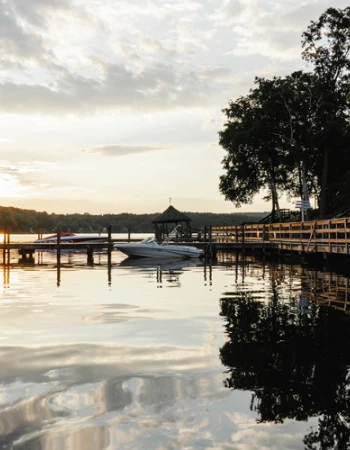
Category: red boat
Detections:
[{"x1": 34, "y1": 232, "x2": 108, "y2": 244}]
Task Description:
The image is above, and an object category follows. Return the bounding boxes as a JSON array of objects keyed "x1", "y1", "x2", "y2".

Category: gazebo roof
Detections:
[{"x1": 152, "y1": 205, "x2": 191, "y2": 224}]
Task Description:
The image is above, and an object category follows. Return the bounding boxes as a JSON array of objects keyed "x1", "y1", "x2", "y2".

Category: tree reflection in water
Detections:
[{"x1": 219, "y1": 264, "x2": 350, "y2": 450}]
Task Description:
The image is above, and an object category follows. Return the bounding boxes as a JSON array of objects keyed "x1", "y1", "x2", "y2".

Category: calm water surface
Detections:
[{"x1": 0, "y1": 235, "x2": 350, "y2": 449}]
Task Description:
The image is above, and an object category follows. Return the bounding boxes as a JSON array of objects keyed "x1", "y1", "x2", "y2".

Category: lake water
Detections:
[{"x1": 1, "y1": 235, "x2": 350, "y2": 449}]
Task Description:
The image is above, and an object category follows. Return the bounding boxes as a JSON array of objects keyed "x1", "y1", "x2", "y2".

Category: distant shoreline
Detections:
[{"x1": 0, "y1": 206, "x2": 269, "y2": 234}]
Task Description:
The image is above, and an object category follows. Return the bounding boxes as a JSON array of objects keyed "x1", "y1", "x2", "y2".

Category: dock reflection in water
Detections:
[
  {"x1": 119, "y1": 256, "x2": 205, "y2": 288},
  {"x1": 0, "y1": 251, "x2": 350, "y2": 448}
]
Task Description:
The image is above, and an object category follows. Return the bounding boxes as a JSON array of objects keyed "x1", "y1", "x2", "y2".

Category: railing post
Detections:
[{"x1": 241, "y1": 224, "x2": 245, "y2": 252}]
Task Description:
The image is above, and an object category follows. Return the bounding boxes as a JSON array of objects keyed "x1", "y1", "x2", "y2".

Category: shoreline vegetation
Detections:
[{"x1": 0, "y1": 205, "x2": 267, "y2": 234}]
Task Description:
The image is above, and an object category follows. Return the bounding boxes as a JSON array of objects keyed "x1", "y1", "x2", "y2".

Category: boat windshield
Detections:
[{"x1": 140, "y1": 237, "x2": 158, "y2": 245}]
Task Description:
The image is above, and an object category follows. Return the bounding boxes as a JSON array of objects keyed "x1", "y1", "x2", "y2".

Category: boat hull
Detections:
[
  {"x1": 34, "y1": 235, "x2": 108, "y2": 244},
  {"x1": 114, "y1": 243, "x2": 202, "y2": 259}
]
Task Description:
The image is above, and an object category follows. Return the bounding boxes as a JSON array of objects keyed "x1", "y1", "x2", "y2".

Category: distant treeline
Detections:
[{"x1": 0, "y1": 206, "x2": 267, "y2": 233}]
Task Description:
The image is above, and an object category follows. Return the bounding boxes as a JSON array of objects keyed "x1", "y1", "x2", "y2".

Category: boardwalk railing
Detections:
[{"x1": 211, "y1": 218, "x2": 350, "y2": 255}]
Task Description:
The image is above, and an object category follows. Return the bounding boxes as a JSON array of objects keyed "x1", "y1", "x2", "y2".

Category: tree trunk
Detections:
[
  {"x1": 301, "y1": 161, "x2": 311, "y2": 221},
  {"x1": 320, "y1": 145, "x2": 328, "y2": 219},
  {"x1": 270, "y1": 176, "x2": 281, "y2": 222},
  {"x1": 271, "y1": 191, "x2": 276, "y2": 223},
  {"x1": 298, "y1": 162, "x2": 303, "y2": 199}
]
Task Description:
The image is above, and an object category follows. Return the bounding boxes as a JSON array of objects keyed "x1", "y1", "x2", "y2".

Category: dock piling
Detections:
[
  {"x1": 2, "y1": 228, "x2": 10, "y2": 265},
  {"x1": 56, "y1": 228, "x2": 61, "y2": 259},
  {"x1": 107, "y1": 225, "x2": 112, "y2": 285}
]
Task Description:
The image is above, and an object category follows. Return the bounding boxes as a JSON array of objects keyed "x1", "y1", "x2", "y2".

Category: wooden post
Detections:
[
  {"x1": 209, "y1": 225, "x2": 212, "y2": 256},
  {"x1": 3, "y1": 227, "x2": 7, "y2": 263},
  {"x1": 204, "y1": 225, "x2": 215, "y2": 259},
  {"x1": 108, "y1": 259, "x2": 112, "y2": 286},
  {"x1": 57, "y1": 257, "x2": 61, "y2": 287},
  {"x1": 56, "y1": 228, "x2": 61, "y2": 259},
  {"x1": 54, "y1": 228, "x2": 60, "y2": 285},
  {"x1": 241, "y1": 224, "x2": 245, "y2": 252},
  {"x1": 56, "y1": 228, "x2": 61, "y2": 285},
  {"x1": 6, "y1": 228, "x2": 9, "y2": 265},
  {"x1": 107, "y1": 225, "x2": 112, "y2": 282},
  {"x1": 108, "y1": 225, "x2": 112, "y2": 249},
  {"x1": 87, "y1": 246, "x2": 94, "y2": 265},
  {"x1": 128, "y1": 228, "x2": 131, "y2": 243},
  {"x1": 208, "y1": 225, "x2": 216, "y2": 258},
  {"x1": 3, "y1": 228, "x2": 10, "y2": 264}
]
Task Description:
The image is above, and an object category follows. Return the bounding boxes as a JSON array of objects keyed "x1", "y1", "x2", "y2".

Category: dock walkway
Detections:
[
  {"x1": 2, "y1": 217, "x2": 350, "y2": 261},
  {"x1": 210, "y1": 217, "x2": 350, "y2": 256}
]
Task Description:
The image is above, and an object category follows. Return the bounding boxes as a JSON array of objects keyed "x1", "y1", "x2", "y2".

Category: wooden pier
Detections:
[
  {"x1": 0, "y1": 225, "x2": 143, "y2": 264},
  {"x1": 168, "y1": 217, "x2": 350, "y2": 257},
  {"x1": 2, "y1": 217, "x2": 350, "y2": 263},
  {"x1": 208, "y1": 217, "x2": 350, "y2": 256}
]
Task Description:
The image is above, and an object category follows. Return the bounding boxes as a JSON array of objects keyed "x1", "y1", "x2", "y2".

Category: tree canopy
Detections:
[{"x1": 219, "y1": 7, "x2": 350, "y2": 219}]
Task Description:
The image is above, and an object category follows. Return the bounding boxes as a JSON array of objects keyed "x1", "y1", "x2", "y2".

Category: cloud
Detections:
[
  {"x1": 87, "y1": 144, "x2": 169, "y2": 157},
  {"x1": 0, "y1": 161, "x2": 55, "y2": 191},
  {"x1": 9, "y1": 0, "x2": 72, "y2": 27},
  {"x1": 0, "y1": 0, "x2": 347, "y2": 119},
  {"x1": 199, "y1": 67, "x2": 234, "y2": 82},
  {"x1": 0, "y1": 2, "x2": 46, "y2": 62},
  {"x1": 141, "y1": 37, "x2": 178, "y2": 56},
  {"x1": 221, "y1": 0, "x2": 348, "y2": 61},
  {"x1": 212, "y1": 0, "x2": 247, "y2": 24},
  {"x1": 231, "y1": 28, "x2": 301, "y2": 61},
  {"x1": 0, "y1": 0, "x2": 100, "y2": 71},
  {"x1": 0, "y1": 60, "x2": 238, "y2": 114},
  {"x1": 0, "y1": 0, "x2": 239, "y2": 115}
]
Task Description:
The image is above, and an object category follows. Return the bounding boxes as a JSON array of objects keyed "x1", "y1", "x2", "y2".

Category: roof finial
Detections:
[{"x1": 169, "y1": 197, "x2": 172, "y2": 205}]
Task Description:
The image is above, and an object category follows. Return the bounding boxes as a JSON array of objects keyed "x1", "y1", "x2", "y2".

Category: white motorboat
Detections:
[
  {"x1": 114, "y1": 236, "x2": 203, "y2": 259},
  {"x1": 34, "y1": 232, "x2": 108, "y2": 244}
]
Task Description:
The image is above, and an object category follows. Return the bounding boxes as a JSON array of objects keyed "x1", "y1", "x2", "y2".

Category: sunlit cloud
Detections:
[{"x1": 86, "y1": 144, "x2": 169, "y2": 157}]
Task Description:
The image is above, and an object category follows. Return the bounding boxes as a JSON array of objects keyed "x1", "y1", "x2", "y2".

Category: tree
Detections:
[
  {"x1": 219, "y1": 7, "x2": 350, "y2": 219},
  {"x1": 302, "y1": 7, "x2": 350, "y2": 217},
  {"x1": 219, "y1": 80, "x2": 291, "y2": 219}
]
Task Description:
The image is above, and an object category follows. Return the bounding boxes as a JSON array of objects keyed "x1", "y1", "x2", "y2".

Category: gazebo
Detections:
[{"x1": 152, "y1": 205, "x2": 192, "y2": 242}]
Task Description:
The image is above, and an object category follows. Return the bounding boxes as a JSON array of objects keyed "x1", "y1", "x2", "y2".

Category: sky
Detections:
[{"x1": 0, "y1": 0, "x2": 348, "y2": 215}]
